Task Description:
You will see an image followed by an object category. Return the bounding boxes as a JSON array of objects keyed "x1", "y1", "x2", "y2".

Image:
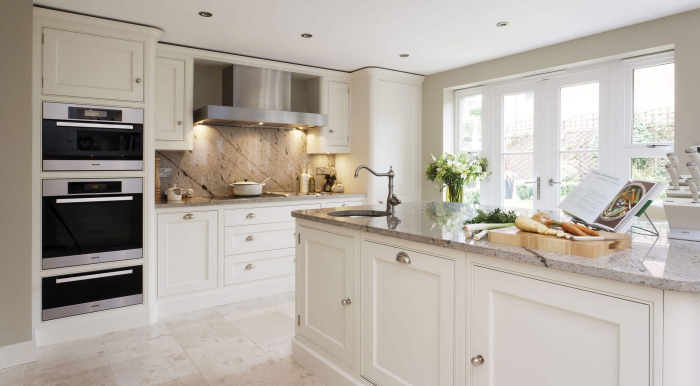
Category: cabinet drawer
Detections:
[
  {"x1": 323, "y1": 200, "x2": 364, "y2": 209},
  {"x1": 42, "y1": 265, "x2": 143, "y2": 321},
  {"x1": 225, "y1": 222, "x2": 296, "y2": 255},
  {"x1": 224, "y1": 203, "x2": 321, "y2": 227},
  {"x1": 225, "y1": 249, "x2": 295, "y2": 285}
]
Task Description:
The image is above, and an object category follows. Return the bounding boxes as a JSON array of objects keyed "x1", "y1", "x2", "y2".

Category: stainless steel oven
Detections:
[
  {"x1": 42, "y1": 102, "x2": 144, "y2": 171},
  {"x1": 42, "y1": 178, "x2": 143, "y2": 269}
]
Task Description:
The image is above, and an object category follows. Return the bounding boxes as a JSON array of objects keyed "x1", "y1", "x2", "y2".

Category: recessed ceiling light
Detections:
[
  {"x1": 400, "y1": 54, "x2": 409, "y2": 58},
  {"x1": 199, "y1": 11, "x2": 212, "y2": 17},
  {"x1": 301, "y1": 33, "x2": 313, "y2": 38},
  {"x1": 496, "y1": 22, "x2": 509, "y2": 27}
]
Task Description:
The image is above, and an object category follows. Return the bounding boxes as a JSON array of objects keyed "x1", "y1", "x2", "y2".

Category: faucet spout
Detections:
[{"x1": 353, "y1": 165, "x2": 400, "y2": 213}]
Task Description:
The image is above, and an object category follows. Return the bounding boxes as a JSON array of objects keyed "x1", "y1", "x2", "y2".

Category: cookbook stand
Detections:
[{"x1": 571, "y1": 211, "x2": 659, "y2": 237}]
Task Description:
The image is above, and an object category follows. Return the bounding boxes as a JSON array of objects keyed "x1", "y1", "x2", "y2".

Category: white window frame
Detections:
[
  {"x1": 454, "y1": 87, "x2": 484, "y2": 155},
  {"x1": 622, "y1": 50, "x2": 675, "y2": 150}
]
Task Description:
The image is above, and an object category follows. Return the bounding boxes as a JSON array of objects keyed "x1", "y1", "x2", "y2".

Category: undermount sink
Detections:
[{"x1": 327, "y1": 210, "x2": 391, "y2": 218}]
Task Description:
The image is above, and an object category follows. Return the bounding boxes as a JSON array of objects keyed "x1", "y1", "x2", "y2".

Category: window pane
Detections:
[
  {"x1": 460, "y1": 95, "x2": 482, "y2": 152},
  {"x1": 560, "y1": 152, "x2": 599, "y2": 200},
  {"x1": 504, "y1": 154, "x2": 534, "y2": 209},
  {"x1": 560, "y1": 82, "x2": 599, "y2": 150},
  {"x1": 633, "y1": 63, "x2": 674, "y2": 143},
  {"x1": 632, "y1": 156, "x2": 670, "y2": 201},
  {"x1": 503, "y1": 92, "x2": 534, "y2": 152}
]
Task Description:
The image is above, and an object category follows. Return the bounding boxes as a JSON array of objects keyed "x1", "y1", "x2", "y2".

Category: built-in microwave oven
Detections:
[
  {"x1": 42, "y1": 102, "x2": 144, "y2": 171},
  {"x1": 42, "y1": 178, "x2": 143, "y2": 269}
]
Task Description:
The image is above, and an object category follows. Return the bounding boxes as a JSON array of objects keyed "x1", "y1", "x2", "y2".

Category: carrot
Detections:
[
  {"x1": 561, "y1": 222, "x2": 586, "y2": 236},
  {"x1": 573, "y1": 223, "x2": 599, "y2": 236}
]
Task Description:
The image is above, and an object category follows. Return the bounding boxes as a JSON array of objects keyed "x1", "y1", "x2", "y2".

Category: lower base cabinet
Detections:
[
  {"x1": 470, "y1": 266, "x2": 651, "y2": 386},
  {"x1": 361, "y1": 240, "x2": 455, "y2": 386},
  {"x1": 298, "y1": 226, "x2": 356, "y2": 366},
  {"x1": 157, "y1": 210, "x2": 218, "y2": 297}
]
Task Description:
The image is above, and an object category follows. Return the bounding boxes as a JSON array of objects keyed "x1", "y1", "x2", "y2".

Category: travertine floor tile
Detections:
[
  {"x1": 216, "y1": 298, "x2": 274, "y2": 318},
  {"x1": 216, "y1": 358, "x2": 300, "y2": 386},
  {"x1": 161, "y1": 308, "x2": 223, "y2": 331},
  {"x1": 262, "y1": 291, "x2": 296, "y2": 319},
  {"x1": 170, "y1": 317, "x2": 245, "y2": 351},
  {"x1": 186, "y1": 337, "x2": 269, "y2": 385},
  {"x1": 24, "y1": 355, "x2": 110, "y2": 386},
  {"x1": 0, "y1": 365, "x2": 24, "y2": 386},
  {"x1": 109, "y1": 346, "x2": 198, "y2": 386},
  {"x1": 153, "y1": 372, "x2": 209, "y2": 386},
  {"x1": 106, "y1": 335, "x2": 184, "y2": 365},
  {"x1": 257, "y1": 334, "x2": 294, "y2": 360},
  {"x1": 229, "y1": 310, "x2": 295, "y2": 345},
  {"x1": 276, "y1": 357, "x2": 325, "y2": 386},
  {"x1": 50, "y1": 365, "x2": 115, "y2": 386},
  {"x1": 32, "y1": 336, "x2": 105, "y2": 369},
  {"x1": 102, "y1": 322, "x2": 171, "y2": 351}
]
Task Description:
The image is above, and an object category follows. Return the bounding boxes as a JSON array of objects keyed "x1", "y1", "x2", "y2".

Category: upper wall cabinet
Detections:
[
  {"x1": 42, "y1": 28, "x2": 145, "y2": 102},
  {"x1": 155, "y1": 51, "x2": 193, "y2": 151},
  {"x1": 307, "y1": 78, "x2": 351, "y2": 154}
]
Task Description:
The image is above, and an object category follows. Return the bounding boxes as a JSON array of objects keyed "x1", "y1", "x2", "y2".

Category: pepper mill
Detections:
[{"x1": 155, "y1": 156, "x2": 161, "y2": 200}]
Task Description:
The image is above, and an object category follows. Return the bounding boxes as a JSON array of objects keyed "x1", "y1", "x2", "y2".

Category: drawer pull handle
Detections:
[
  {"x1": 246, "y1": 213, "x2": 256, "y2": 219},
  {"x1": 56, "y1": 269, "x2": 133, "y2": 284},
  {"x1": 471, "y1": 355, "x2": 485, "y2": 367},
  {"x1": 183, "y1": 214, "x2": 195, "y2": 220},
  {"x1": 245, "y1": 264, "x2": 255, "y2": 270},
  {"x1": 135, "y1": 78, "x2": 142, "y2": 83},
  {"x1": 396, "y1": 252, "x2": 411, "y2": 264},
  {"x1": 341, "y1": 298, "x2": 352, "y2": 306},
  {"x1": 246, "y1": 235, "x2": 256, "y2": 242},
  {"x1": 342, "y1": 204, "x2": 348, "y2": 207}
]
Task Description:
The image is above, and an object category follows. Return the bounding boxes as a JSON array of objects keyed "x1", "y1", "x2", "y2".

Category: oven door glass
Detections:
[
  {"x1": 42, "y1": 193, "x2": 143, "y2": 269},
  {"x1": 42, "y1": 120, "x2": 143, "y2": 170}
]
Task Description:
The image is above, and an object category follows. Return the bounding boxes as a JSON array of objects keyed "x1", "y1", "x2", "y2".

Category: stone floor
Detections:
[{"x1": 0, "y1": 291, "x2": 325, "y2": 386}]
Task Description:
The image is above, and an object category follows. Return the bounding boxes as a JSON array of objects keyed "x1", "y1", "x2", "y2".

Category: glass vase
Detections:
[{"x1": 445, "y1": 183, "x2": 464, "y2": 203}]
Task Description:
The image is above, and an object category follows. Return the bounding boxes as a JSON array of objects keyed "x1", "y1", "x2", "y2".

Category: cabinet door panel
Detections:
[
  {"x1": 157, "y1": 211, "x2": 217, "y2": 297},
  {"x1": 471, "y1": 266, "x2": 650, "y2": 386},
  {"x1": 43, "y1": 28, "x2": 144, "y2": 102},
  {"x1": 328, "y1": 81, "x2": 350, "y2": 146},
  {"x1": 362, "y1": 241, "x2": 455, "y2": 386},
  {"x1": 298, "y1": 227, "x2": 355, "y2": 366},
  {"x1": 155, "y1": 57, "x2": 185, "y2": 141}
]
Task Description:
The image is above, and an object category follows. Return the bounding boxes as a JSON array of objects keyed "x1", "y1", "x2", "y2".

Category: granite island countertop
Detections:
[
  {"x1": 155, "y1": 192, "x2": 367, "y2": 209},
  {"x1": 291, "y1": 201, "x2": 700, "y2": 292}
]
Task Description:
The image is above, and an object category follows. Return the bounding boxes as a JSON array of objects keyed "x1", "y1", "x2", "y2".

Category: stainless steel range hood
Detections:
[{"x1": 193, "y1": 65, "x2": 327, "y2": 130}]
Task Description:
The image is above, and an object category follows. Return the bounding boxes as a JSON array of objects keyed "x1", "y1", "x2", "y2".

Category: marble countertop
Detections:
[
  {"x1": 155, "y1": 192, "x2": 367, "y2": 208},
  {"x1": 291, "y1": 201, "x2": 700, "y2": 292}
]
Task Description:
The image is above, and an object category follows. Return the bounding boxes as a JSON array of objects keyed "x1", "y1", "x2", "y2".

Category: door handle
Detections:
[
  {"x1": 183, "y1": 213, "x2": 195, "y2": 220},
  {"x1": 245, "y1": 264, "x2": 255, "y2": 270},
  {"x1": 396, "y1": 252, "x2": 411, "y2": 264},
  {"x1": 246, "y1": 213, "x2": 256, "y2": 219},
  {"x1": 245, "y1": 235, "x2": 255, "y2": 242},
  {"x1": 341, "y1": 298, "x2": 352, "y2": 306},
  {"x1": 548, "y1": 178, "x2": 561, "y2": 186},
  {"x1": 647, "y1": 144, "x2": 671, "y2": 148},
  {"x1": 523, "y1": 177, "x2": 541, "y2": 200}
]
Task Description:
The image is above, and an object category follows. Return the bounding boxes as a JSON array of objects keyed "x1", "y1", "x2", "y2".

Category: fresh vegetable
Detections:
[
  {"x1": 463, "y1": 223, "x2": 514, "y2": 233},
  {"x1": 473, "y1": 229, "x2": 489, "y2": 241},
  {"x1": 560, "y1": 222, "x2": 586, "y2": 236},
  {"x1": 515, "y1": 215, "x2": 559, "y2": 236},
  {"x1": 574, "y1": 223, "x2": 599, "y2": 236},
  {"x1": 464, "y1": 208, "x2": 518, "y2": 225},
  {"x1": 531, "y1": 212, "x2": 561, "y2": 228}
]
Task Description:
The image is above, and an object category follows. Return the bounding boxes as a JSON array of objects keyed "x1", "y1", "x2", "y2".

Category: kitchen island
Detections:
[{"x1": 291, "y1": 201, "x2": 700, "y2": 386}]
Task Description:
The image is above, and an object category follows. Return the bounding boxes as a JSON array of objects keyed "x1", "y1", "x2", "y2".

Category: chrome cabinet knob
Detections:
[
  {"x1": 177, "y1": 121, "x2": 183, "y2": 125},
  {"x1": 341, "y1": 298, "x2": 351, "y2": 306},
  {"x1": 245, "y1": 235, "x2": 255, "y2": 242},
  {"x1": 471, "y1": 355, "x2": 484, "y2": 367},
  {"x1": 135, "y1": 78, "x2": 142, "y2": 83},
  {"x1": 246, "y1": 213, "x2": 256, "y2": 219},
  {"x1": 245, "y1": 263, "x2": 255, "y2": 270},
  {"x1": 183, "y1": 213, "x2": 195, "y2": 220},
  {"x1": 396, "y1": 252, "x2": 411, "y2": 264}
]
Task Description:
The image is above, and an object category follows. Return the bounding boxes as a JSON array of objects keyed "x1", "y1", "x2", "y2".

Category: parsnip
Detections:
[{"x1": 515, "y1": 215, "x2": 559, "y2": 236}]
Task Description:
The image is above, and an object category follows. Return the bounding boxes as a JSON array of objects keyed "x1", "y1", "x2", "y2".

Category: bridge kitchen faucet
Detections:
[{"x1": 354, "y1": 165, "x2": 402, "y2": 214}]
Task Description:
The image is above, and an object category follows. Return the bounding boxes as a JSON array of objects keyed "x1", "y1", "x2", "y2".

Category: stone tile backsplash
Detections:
[{"x1": 157, "y1": 125, "x2": 334, "y2": 197}]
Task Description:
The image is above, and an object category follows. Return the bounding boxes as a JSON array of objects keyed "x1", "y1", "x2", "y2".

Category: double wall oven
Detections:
[{"x1": 42, "y1": 102, "x2": 144, "y2": 171}]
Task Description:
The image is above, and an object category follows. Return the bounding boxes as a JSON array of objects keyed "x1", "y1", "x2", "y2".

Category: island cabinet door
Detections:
[
  {"x1": 470, "y1": 266, "x2": 651, "y2": 386},
  {"x1": 361, "y1": 241, "x2": 455, "y2": 386},
  {"x1": 297, "y1": 226, "x2": 355, "y2": 367}
]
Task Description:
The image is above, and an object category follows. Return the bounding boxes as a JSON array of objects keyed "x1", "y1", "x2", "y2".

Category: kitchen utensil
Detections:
[
  {"x1": 165, "y1": 184, "x2": 185, "y2": 201},
  {"x1": 230, "y1": 179, "x2": 265, "y2": 196},
  {"x1": 569, "y1": 236, "x2": 621, "y2": 242}
]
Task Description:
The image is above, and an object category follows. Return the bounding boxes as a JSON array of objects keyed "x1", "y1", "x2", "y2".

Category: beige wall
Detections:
[
  {"x1": 0, "y1": 0, "x2": 33, "y2": 346},
  {"x1": 422, "y1": 9, "x2": 700, "y2": 201}
]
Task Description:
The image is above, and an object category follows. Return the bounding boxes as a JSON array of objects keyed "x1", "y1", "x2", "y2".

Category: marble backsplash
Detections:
[{"x1": 157, "y1": 125, "x2": 334, "y2": 197}]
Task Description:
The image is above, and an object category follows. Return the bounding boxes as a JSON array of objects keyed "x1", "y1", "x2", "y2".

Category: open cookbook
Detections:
[{"x1": 558, "y1": 170, "x2": 667, "y2": 233}]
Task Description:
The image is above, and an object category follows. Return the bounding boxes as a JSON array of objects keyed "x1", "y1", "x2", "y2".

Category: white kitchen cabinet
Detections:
[
  {"x1": 322, "y1": 199, "x2": 364, "y2": 209},
  {"x1": 361, "y1": 240, "x2": 455, "y2": 386},
  {"x1": 155, "y1": 53, "x2": 193, "y2": 150},
  {"x1": 470, "y1": 266, "x2": 651, "y2": 386},
  {"x1": 307, "y1": 78, "x2": 351, "y2": 154},
  {"x1": 42, "y1": 28, "x2": 144, "y2": 102},
  {"x1": 157, "y1": 210, "x2": 218, "y2": 297},
  {"x1": 298, "y1": 226, "x2": 356, "y2": 367}
]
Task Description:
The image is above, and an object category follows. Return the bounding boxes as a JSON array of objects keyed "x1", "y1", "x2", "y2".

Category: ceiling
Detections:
[{"x1": 34, "y1": 0, "x2": 700, "y2": 75}]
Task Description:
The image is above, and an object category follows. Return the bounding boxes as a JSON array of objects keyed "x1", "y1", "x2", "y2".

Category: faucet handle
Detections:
[{"x1": 389, "y1": 194, "x2": 402, "y2": 206}]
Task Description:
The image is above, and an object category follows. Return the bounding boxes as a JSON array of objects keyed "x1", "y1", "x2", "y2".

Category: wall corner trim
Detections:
[{"x1": 0, "y1": 340, "x2": 36, "y2": 370}]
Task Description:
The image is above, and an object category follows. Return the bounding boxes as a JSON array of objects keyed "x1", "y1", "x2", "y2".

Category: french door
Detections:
[{"x1": 489, "y1": 68, "x2": 609, "y2": 211}]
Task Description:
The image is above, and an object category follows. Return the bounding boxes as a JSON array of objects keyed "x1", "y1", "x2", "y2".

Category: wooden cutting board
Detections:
[{"x1": 487, "y1": 226, "x2": 632, "y2": 258}]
